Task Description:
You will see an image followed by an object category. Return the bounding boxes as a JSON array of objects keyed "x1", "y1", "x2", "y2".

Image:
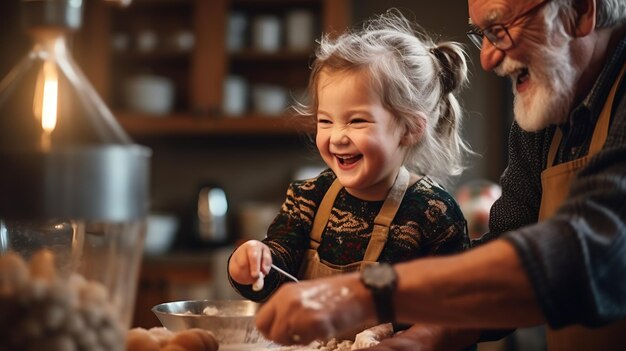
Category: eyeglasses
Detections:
[{"x1": 467, "y1": 0, "x2": 551, "y2": 50}]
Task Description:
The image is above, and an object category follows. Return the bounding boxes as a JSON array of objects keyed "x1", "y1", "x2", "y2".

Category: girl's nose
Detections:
[
  {"x1": 480, "y1": 40, "x2": 505, "y2": 72},
  {"x1": 330, "y1": 127, "x2": 349, "y2": 145}
]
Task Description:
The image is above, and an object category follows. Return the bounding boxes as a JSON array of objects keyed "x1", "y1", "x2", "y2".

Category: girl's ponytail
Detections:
[{"x1": 429, "y1": 42, "x2": 471, "y2": 180}]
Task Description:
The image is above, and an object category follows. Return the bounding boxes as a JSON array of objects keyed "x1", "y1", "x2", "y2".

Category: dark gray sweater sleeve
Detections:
[{"x1": 502, "y1": 92, "x2": 626, "y2": 328}]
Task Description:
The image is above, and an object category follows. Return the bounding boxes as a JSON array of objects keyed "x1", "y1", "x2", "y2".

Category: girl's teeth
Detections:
[{"x1": 337, "y1": 155, "x2": 361, "y2": 165}]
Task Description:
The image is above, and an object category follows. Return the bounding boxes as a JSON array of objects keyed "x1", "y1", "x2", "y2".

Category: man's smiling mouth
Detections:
[{"x1": 515, "y1": 68, "x2": 530, "y2": 91}]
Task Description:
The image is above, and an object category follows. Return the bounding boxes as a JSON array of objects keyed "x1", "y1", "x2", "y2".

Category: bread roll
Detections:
[
  {"x1": 160, "y1": 345, "x2": 186, "y2": 351},
  {"x1": 148, "y1": 327, "x2": 173, "y2": 346},
  {"x1": 169, "y1": 328, "x2": 218, "y2": 351},
  {"x1": 126, "y1": 328, "x2": 160, "y2": 351}
]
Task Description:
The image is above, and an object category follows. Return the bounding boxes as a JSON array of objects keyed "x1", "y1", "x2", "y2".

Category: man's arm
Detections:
[
  {"x1": 393, "y1": 239, "x2": 544, "y2": 328},
  {"x1": 255, "y1": 239, "x2": 545, "y2": 346}
]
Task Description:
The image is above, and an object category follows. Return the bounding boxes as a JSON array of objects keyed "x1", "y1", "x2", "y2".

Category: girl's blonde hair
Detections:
[{"x1": 294, "y1": 9, "x2": 472, "y2": 186}]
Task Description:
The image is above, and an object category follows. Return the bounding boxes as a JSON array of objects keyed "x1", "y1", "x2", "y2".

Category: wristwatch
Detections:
[{"x1": 360, "y1": 263, "x2": 398, "y2": 325}]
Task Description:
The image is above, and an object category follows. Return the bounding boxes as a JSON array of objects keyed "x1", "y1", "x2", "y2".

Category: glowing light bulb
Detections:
[
  {"x1": 33, "y1": 60, "x2": 58, "y2": 150},
  {"x1": 41, "y1": 61, "x2": 58, "y2": 133}
]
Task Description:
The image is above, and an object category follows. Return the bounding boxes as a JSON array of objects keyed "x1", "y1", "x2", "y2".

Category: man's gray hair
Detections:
[{"x1": 594, "y1": 0, "x2": 626, "y2": 28}]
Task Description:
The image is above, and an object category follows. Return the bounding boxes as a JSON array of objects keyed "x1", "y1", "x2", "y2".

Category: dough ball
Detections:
[
  {"x1": 27, "y1": 335, "x2": 76, "y2": 351},
  {"x1": 352, "y1": 323, "x2": 393, "y2": 349},
  {"x1": 160, "y1": 344, "x2": 186, "y2": 351},
  {"x1": 252, "y1": 273, "x2": 264, "y2": 291},
  {"x1": 0, "y1": 252, "x2": 29, "y2": 294},
  {"x1": 28, "y1": 249, "x2": 57, "y2": 281},
  {"x1": 126, "y1": 327, "x2": 160, "y2": 351},
  {"x1": 79, "y1": 280, "x2": 108, "y2": 306},
  {"x1": 169, "y1": 329, "x2": 218, "y2": 351},
  {"x1": 148, "y1": 327, "x2": 173, "y2": 346}
]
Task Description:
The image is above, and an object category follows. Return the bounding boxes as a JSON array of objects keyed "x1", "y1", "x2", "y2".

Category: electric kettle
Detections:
[{"x1": 192, "y1": 184, "x2": 229, "y2": 245}]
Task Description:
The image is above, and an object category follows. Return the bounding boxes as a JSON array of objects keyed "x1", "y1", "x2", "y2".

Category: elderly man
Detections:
[{"x1": 254, "y1": 0, "x2": 626, "y2": 350}]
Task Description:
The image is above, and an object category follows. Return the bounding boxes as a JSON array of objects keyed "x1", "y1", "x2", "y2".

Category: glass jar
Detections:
[
  {"x1": 0, "y1": 219, "x2": 145, "y2": 349},
  {"x1": 0, "y1": 1, "x2": 150, "y2": 349}
]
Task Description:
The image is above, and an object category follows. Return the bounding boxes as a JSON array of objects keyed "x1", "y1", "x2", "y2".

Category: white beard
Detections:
[{"x1": 496, "y1": 39, "x2": 578, "y2": 132}]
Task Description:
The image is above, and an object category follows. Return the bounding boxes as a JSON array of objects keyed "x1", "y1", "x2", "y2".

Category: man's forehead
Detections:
[{"x1": 469, "y1": 0, "x2": 539, "y2": 27}]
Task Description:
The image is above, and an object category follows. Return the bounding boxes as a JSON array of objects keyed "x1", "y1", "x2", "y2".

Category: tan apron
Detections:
[
  {"x1": 298, "y1": 167, "x2": 410, "y2": 280},
  {"x1": 540, "y1": 64, "x2": 626, "y2": 351}
]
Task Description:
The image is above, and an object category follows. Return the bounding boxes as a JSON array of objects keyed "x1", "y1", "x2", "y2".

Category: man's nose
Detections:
[{"x1": 480, "y1": 40, "x2": 505, "y2": 72}]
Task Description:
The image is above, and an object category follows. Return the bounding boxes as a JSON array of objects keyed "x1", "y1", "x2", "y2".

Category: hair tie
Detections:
[{"x1": 430, "y1": 46, "x2": 454, "y2": 95}]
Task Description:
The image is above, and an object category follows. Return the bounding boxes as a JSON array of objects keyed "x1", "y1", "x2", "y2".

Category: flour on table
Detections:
[
  {"x1": 226, "y1": 338, "x2": 353, "y2": 351},
  {"x1": 202, "y1": 306, "x2": 219, "y2": 316}
]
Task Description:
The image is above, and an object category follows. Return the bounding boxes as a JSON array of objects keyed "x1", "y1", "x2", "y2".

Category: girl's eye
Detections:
[
  {"x1": 317, "y1": 118, "x2": 332, "y2": 125},
  {"x1": 350, "y1": 118, "x2": 368, "y2": 124}
]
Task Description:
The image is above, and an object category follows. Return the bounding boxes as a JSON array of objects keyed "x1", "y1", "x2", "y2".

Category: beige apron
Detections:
[
  {"x1": 298, "y1": 167, "x2": 410, "y2": 280},
  {"x1": 540, "y1": 64, "x2": 626, "y2": 351}
]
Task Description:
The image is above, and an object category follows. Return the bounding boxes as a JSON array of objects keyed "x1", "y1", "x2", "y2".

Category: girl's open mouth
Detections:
[{"x1": 336, "y1": 154, "x2": 362, "y2": 165}]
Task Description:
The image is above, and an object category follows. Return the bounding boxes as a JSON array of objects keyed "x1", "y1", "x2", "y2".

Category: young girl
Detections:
[{"x1": 228, "y1": 9, "x2": 472, "y2": 343}]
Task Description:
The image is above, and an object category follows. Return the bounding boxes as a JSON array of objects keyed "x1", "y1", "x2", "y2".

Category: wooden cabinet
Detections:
[
  {"x1": 76, "y1": 0, "x2": 350, "y2": 137},
  {"x1": 73, "y1": 3, "x2": 349, "y2": 327},
  {"x1": 133, "y1": 254, "x2": 215, "y2": 328}
]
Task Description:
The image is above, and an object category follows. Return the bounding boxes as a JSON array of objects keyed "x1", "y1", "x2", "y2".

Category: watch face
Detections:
[{"x1": 363, "y1": 263, "x2": 396, "y2": 290}]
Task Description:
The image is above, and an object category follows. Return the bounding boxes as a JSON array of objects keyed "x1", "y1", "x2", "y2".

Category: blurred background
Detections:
[{"x1": 0, "y1": 0, "x2": 516, "y2": 345}]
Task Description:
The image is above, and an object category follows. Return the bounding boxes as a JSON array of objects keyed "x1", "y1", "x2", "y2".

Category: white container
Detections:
[
  {"x1": 286, "y1": 10, "x2": 314, "y2": 50},
  {"x1": 223, "y1": 75, "x2": 248, "y2": 116},
  {"x1": 169, "y1": 29, "x2": 195, "y2": 51},
  {"x1": 135, "y1": 29, "x2": 158, "y2": 52},
  {"x1": 252, "y1": 84, "x2": 288, "y2": 116},
  {"x1": 239, "y1": 202, "x2": 280, "y2": 241},
  {"x1": 111, "y1": 32, "x2": 130, "y2": 51},
  {"x1": 252, "y1": 15, "x2": 281, "y2": 52},
  {"x1": 123, "y1": 74, "x2": 175, "y2": 115},
  {"x1": 226, "y1": 12, "x2": 248, "y2": 52},
  {"x1": 145, "y1": 213, "x2": 179, "y2": 255}
]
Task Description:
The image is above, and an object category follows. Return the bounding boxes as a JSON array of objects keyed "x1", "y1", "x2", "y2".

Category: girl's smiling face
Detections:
[{"x1": 315, "y1": 69, "x2": 410, "y2": 201}]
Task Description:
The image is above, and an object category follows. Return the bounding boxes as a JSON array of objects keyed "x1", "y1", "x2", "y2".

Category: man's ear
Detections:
[{"x1": 573, "y1": 0, "x2": 596, "y2": 37}]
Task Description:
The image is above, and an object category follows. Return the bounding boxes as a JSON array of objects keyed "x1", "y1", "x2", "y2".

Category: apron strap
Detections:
[
  {"x1": 363, "y1": 167, "x2": 410, "y2": 262},
  {"x1": 546, "y1": 64, "x2": 626, "y2": 168},
  {"x1": 308, "y1": 167, "x2": 411, "y2": 259},
  {"x1": 309, "y1": 177, "x2": 343, "y2": 250},
  {"x1": 546, "y1": 128, "x2": 563, "y2": 168},
  {"x1": 589, "y1": 64, "x2": 626, "y2": 155}
]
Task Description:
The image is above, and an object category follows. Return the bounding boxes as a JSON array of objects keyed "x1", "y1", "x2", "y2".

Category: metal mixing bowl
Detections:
[{"x1": 152, "y1": 300, "x2": 270, "y2": 345}]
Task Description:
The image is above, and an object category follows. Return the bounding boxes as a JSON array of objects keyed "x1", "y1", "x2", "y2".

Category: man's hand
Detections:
[
  {"x1": 255, "y1": 272, "x2": 376, "y2": 346},
  {"x1": 352, "y1": 324, "x2": 480, "y2": 351}
]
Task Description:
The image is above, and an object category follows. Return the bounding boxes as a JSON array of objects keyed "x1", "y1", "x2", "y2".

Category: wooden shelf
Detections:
[
  {"x1": 230, "y1": 49, "x2": 313, "y2": 62},
  {"x1": 125, "y1": 0, "x2": 192, "y2": 7},
  {"x1": 232, "y1": 0, "x2": 319, "y2": 6},
  {"x1": 116, "y1": 112, "x2": 314, "y2": 137},
  {"x1": 79, "y1": 0, "x2": 350, "y2": 137},
  {"x1": 113, "y1": 50, "x2": 192, "y2": 62}
]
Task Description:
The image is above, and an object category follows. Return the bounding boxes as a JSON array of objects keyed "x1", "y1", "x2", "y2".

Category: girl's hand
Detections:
[{"x1": 228, "y1": 240, "x2": 272, "y2": 285}]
